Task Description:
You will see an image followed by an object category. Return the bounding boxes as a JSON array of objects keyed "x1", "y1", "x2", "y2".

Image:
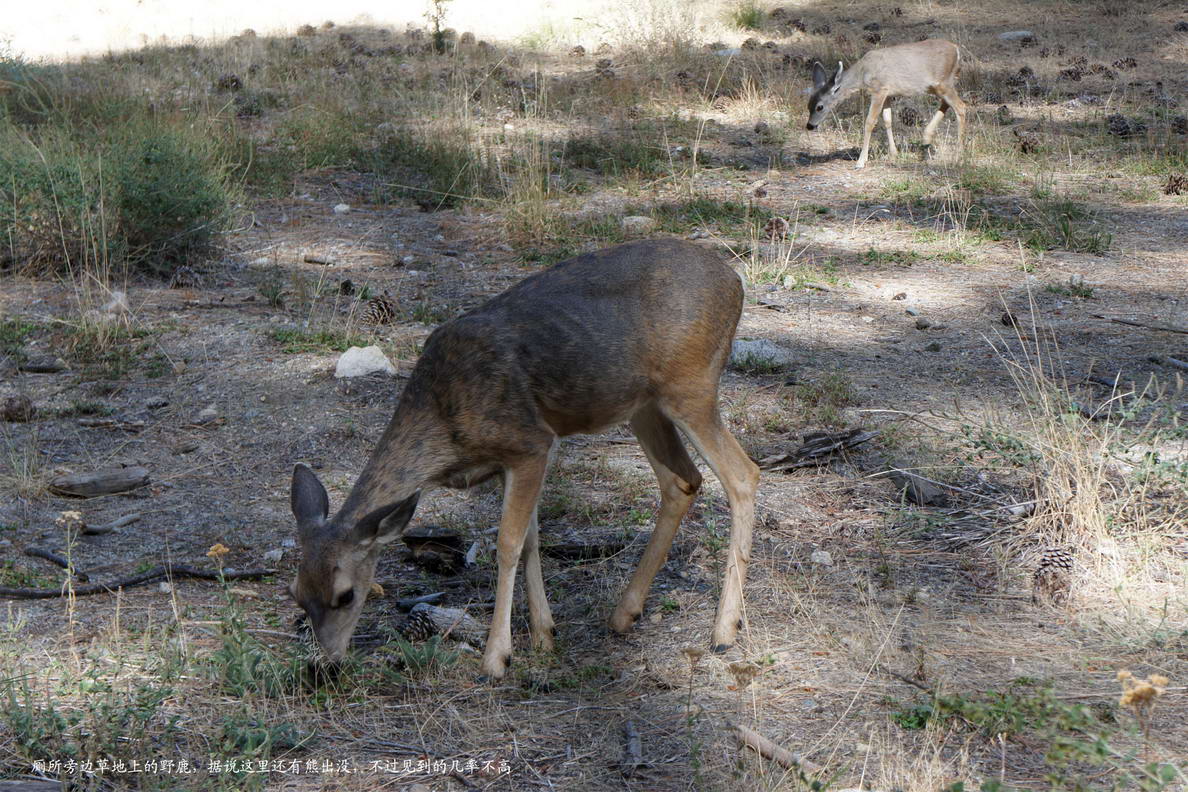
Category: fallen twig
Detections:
[
  {"x1": 1150, "y1": 355, "x2": 1188, "y2": 373},
  {"x1": 1091, "y1": 314, "x2": 1188, "y2": 336},
  {"x1": 0, "y1": 564, "x2": 272, "y2": 599},
  {"x1": 620, "y1": 720, "x2": 643, "y2": 777},
  {"x1": 730, "y1": 721, "x2": 823, "y2": 775},
  {"x1": 83, "y1": 513, "x2": 142, "y2": 535},
  {"x1": 23, "y1": 547, "x2": 88, "y2": 582}
]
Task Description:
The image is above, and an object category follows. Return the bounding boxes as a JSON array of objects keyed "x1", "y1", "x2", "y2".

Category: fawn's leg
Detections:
[
  {"x1": 856, "y1": 90, "x2": 889, "y2": 168},
  {"x1": 923, "y1": 99, "x2": 950, "y2": 146},
  {"x1": 609, "y1": 404, "x2": 703, "y2": 633},
  {"x1": 882, "y1": 98, "x2": 898, "y2": 157},
  {"x1": 936, "y1": 84, "x2": 967, "y2": 150}
]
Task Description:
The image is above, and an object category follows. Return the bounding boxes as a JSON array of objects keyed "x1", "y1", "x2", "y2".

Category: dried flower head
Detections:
[
  {"x1": 728, "y1": 661, "x2": 761, "y2": 691},
  {"x1": 1117, "y1": 669, "x2": 1168, "y2": 720},
  {"x1": 55, "y1": 511, "x2": 84, "y2": 528},
  {"x1": 682, "y1": 646, "x2": 706, "y2": 668},
  {"x1": 206, "y1": 543, "x2": 231, "y2": 561}
]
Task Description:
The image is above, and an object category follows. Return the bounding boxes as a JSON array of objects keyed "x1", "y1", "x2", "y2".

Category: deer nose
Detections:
[{"x1": 805, "y1": 122, "x2": 816, "y2": 130}]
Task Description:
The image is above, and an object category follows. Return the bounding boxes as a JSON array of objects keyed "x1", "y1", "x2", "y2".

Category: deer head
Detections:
[
  {"x1": 288, "y1": 464, "x2": 420, "y2": 661},
  {"x1": 805, "y1": 61, "x2": 845, "y2": 130}
]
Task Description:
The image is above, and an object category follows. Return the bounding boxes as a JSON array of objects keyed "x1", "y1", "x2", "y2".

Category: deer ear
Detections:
[
  {"x1": 291, "y1": 464, "x2": 329, "y2": 525},
  {"x1": 834, "y1": 61, "x2": 844, "y2": 82},
  {"x1": 353, "y1": 491, "x2": 421, "y2": 547},
  {"x1": 811, "y1": 61, "x2": 827, "y2": 89}
]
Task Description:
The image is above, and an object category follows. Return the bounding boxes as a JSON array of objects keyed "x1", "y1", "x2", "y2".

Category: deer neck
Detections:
[
  {"x1": 831, "y1": 68, "x2": 864, "y2": 105},
  {"x1": 336, "y1": 389, "x2": 454, "y2": 525}
]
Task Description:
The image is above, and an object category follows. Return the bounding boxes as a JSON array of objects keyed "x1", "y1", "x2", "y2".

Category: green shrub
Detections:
[
  {"x1": 111, "y1": 124, "x2": 230, "y2": 275},
  {"x1": 0, "y1": 118, "x2": 231, "y2": 277}
]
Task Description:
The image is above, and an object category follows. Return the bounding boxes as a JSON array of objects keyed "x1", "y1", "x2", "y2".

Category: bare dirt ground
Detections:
[{"x1": 2, "y1": 2, "x2": 1187, "y2": 790}]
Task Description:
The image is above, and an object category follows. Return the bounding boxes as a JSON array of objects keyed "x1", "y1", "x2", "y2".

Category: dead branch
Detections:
[
  {"x1": 48, "y1": 466, "x2": 149, "y2": 497},
  {"x1": 83, "y1": 512, "x2": 142, "y2": 535},
  {"x1": 0, "y1": 563, "x2": 272, "y2": 599},
  {"x1": 1091, "y1": 314, "x2": 1188, "y2": 336},
  {"x1": 1150, "y1": 355, "x2": 1188, "y2": 373},
  {"x1": 757, "y1": 428, "x2": 879, "y2": 471},
  {"x1": 23, "y1": 547, "x2": 88, "y2": 582},
  {"x1": 730, "y1": 721, "x2": 823, "y2": 775},
  {"x1": 620, "y1": 719, "x2": 643, "y2": 777}
]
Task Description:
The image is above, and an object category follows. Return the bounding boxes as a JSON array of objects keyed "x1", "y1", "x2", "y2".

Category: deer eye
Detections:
[
  {"x1": 333, "y1": 589, "x2": 355, "y2": 609},
  {"x1": 815, "y1": 104, "x2": 823, "y2": 112}
]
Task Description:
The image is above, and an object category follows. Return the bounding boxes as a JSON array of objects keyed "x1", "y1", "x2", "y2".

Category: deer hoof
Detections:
[{"x1": 712, "y1": 643, "x2": 731, "y2": 654}]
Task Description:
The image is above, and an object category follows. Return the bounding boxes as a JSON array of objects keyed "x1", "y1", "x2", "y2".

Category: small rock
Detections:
[
  {"x1": 904, "y1": 308, "x2": 918, "y2": 316},
  {"x1": 892, "y1": 292, "x2": 907, "y2": 300},
  {"x1": 158, "y1": 582, "x2": 173, "y2": 594},
  {"x1": 1176, "y1": 21, "x2": 1188, "y2": 32},
  {"x1": 810, "y1": 549, "x2": 833, "y2": 566},
  {"x1": 263, "y1": 548, "x2": 284, "y2": 563},
  {"x1": 753, "y1": 120, "x2": 770, "y2": 135},
  {"x1": 333, "y1": 203, "x2": 350, "y2": 214},
  {"x1": 2, "y1": 394, "x2": 35, "y2": 422},
  {"x1": 335, "y1": 346, "x2": 397, "y2": 379},
  {"x1": 145, "y1": 396, "x2": 169, "y2": 409},
  {"x1": 998, "y1": 30, "x2": 1035, "y2": 42},
  {"x1": 730, "y1": 339, "x2": 795, "y2": 370},
  {"x1": 925, "y1": 341, "x2": 942, "y2": 352},
  {"x1": 19, "y1": 355, "x2": 66, "y2": 373},
  {"x1": 194, "y1": 405, "x2": 220, "y2": 425},
  {"x1": 649, "y1": 612, "x2": 662, "y2": 623},
  {"x1": 172, "y1": 440, "x2": 199, "y2": 455},
  {"x1": 915, "y1": 317, "x2": 932, "y2": 330},
  {"x1": 714, "y1": 48, "x2": 743, "y2": 57},
  {"x1": 620, "y1": 215, "x2": 658, "y2": 236}
]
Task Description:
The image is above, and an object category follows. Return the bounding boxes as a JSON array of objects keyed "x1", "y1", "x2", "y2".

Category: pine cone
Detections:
[
  {"x1": 169, "y1": 265, "x2": 203, "y2": 289},
  {"x1": 1163, "y1": 173, "x2": 1188, "y2": 195},
  {"x1": 397, "y1": 609, "x2": 438, "y2": 642},
  {"x1": 362, "y1": 294, "x2": 398, "y2": 325},
  {"x1": 1032, "y1": 546, "x2": 1075, "y2": 604}
]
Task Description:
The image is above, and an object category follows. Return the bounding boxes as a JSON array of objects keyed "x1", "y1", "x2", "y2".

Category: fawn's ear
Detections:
[
  {"x1": 811, "y1": 61, "x2": 827, "y2": 89},
  {"x1": 353, "y1": 491, "x2": 421, "y2": 547},
  {"x1": 291, "y1": 464, "x2": 329, "y2": 525},
  {"x1": 832, "y1": 61, "x2": 845, "y2": 87}
]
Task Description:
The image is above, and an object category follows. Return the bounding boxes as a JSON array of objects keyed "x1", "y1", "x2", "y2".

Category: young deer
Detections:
[
  {"x1": 288, "y1": 239, "x2": 760, "y2": 680},
  {"x1": 805, "y1": 38, "x2": 966, "y2": 169}
]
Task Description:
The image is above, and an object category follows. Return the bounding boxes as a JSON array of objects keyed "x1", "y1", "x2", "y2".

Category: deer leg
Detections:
[
  {"x1": 481, "y1": 455, "x2": 550, "y2": 679},
  {"x1": 522, "y1": 506, "x2": 555, "y2": 651},
  {"x1": 937, "y1": 84, "x2": 967, "y2": 150},
  {"x1": 882, "y1": 99, "x2": 898, "y2": 157},
  {"x1": 609, "y1": 404, "x2": 703, "y2": 634},
  {"x1": 923, "y1": 99, "x2": 950, "y2": 146},
  {"x1": 665, "y1": 397, "x2": 759, "y2": 653},
  {"x1": 856, "y1": 91, "x2": 887, "y2": 169}
]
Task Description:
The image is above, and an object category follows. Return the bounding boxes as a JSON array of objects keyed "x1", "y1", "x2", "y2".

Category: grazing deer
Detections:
[
  {"x1": 804, "y1": 38, "x2": 966, "y2": 168},
  {"x1": 288, "y1": 239, "x2": 759, "y2": 680}
]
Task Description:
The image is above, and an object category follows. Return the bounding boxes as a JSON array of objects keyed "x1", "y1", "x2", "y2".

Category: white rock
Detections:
[
  {"x1": 730, "y1": 339, "x2": 795, "y2": 370},
  {"x1": 715, "y1": 48, "x2": 742, "y2": 57},
  {"x1": 998, "y1": 30, "x2": 1035, "y2": 41},
  {"x1": 195, "y1": 405, "x2": 219, "y2": 425},
  {"x1": 263, "y1": 548, "x2": 284, "y2": 563},
  {"x1": 335, "y1": 345, "x2": 397, "y2": 378},
  {"x1": 158, "y1": 582, "x2": 173, "y2": 594},
  {"x1": 621, "y1": 215, "x2": 657, "y2": 235},
  {"x1": 333, "y1": 203, "x2": 350, "y2": 214},
  {"x1": 810, "y1": 549, "x2": 833, "y2": 566}
]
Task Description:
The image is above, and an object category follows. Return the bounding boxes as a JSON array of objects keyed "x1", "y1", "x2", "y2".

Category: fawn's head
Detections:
[
  {"x1": 288, "y1": 464, "x2": 420, "y2": 661},
  {"x1": 805, "y1": 61, "x2": 845, "y2": 130}
]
